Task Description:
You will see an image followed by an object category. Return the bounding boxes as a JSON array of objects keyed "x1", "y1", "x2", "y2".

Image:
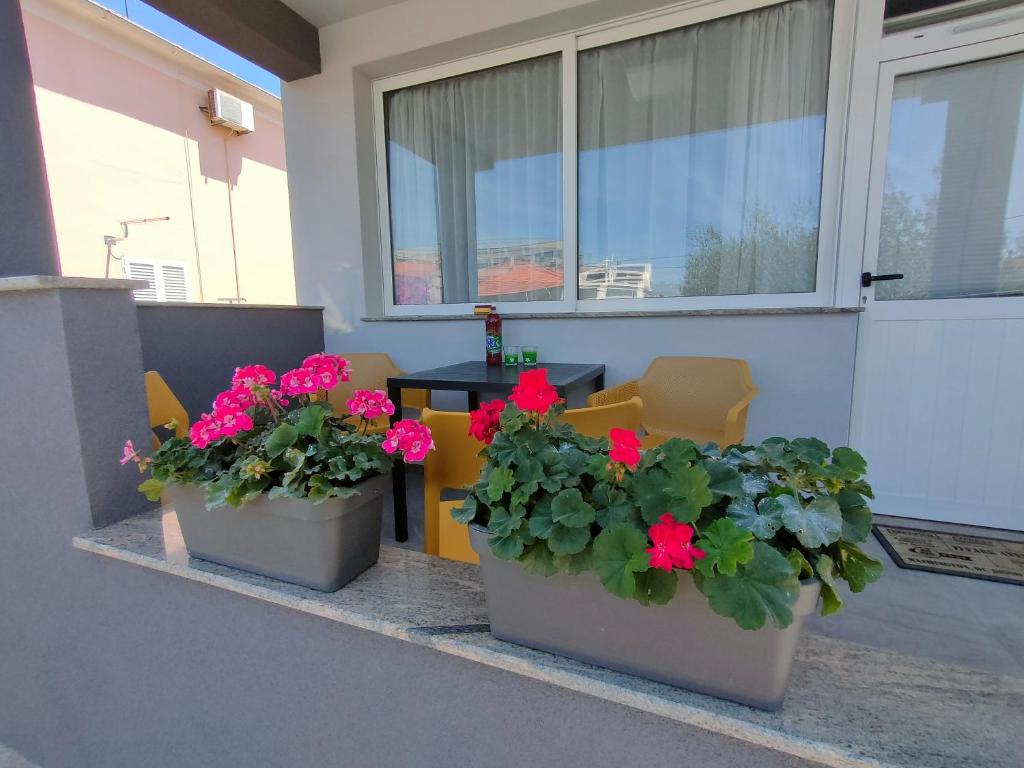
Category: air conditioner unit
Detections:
[{"x1": 206, "y1": 89, "x2": 255, "y2": 134}]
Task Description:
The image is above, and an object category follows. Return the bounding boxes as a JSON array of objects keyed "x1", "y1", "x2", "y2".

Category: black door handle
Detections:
[{"x1": 861, "y1": 271, "x2": 904, "y2": 287}]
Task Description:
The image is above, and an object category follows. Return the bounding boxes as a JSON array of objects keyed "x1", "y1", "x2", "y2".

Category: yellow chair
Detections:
[
  {"x1": 144, "y1": 371, "x2": 189, "y2": 450},
  {"x1": 562, "y1": 397, "x2": 643, "y2": 438},
  {"x1": 587, "y1": 357, "x2": 758, "y2": 449},
  {"x1": 421, "y1": 409, "x2": 484, "y2": 564},
  {"x1": 322, "y1": 353, "x2": 431, "y2": 434},
  {"x1": 423, "y1": 399, "x2": 645, "y2": 564}
]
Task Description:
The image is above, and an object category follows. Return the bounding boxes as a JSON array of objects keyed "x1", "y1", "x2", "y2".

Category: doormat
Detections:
[{"x1": 873, "y1": 525, "x2": 1024, "y2": 585}]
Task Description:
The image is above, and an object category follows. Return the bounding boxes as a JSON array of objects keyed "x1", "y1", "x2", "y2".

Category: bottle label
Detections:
[{"x1": 486, "y1": 334, "x2": 502, "y2": 352}]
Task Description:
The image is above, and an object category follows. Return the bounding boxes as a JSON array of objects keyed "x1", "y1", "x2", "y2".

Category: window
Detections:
[
  {"x1": 876, "y1": 52, "x2": 1024, "y2": 300},
  {"x1": 373, "y1": 0, "x2": 846, "y2": 315},
  {"x1": 124, "y1": 259, "x2": 190, "y2": 302},
  {"x1": 382, "y1": 54, "x2": 564, "y2": 309}
]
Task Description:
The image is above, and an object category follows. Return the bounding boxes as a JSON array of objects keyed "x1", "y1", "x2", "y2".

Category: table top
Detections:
[{"x1": 387, "y1": 360, "x2": 604, "y2": 392}]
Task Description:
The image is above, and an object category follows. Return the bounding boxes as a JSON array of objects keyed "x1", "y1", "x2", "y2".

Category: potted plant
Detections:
[
  {"x1": 122, "y1": 354, "x2": 433, "y2": 591},
  {"x1": 455, "y1": 369, "x2": 882, "y2": 710}
]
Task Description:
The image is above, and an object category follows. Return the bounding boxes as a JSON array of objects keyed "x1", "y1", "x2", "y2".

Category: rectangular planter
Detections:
[
  {"x1": 169, "y1": 474, "x2": 389, "y2": 592},
  {"x1": 470, "y1": 525, "x2": 819, "y2": 710}
]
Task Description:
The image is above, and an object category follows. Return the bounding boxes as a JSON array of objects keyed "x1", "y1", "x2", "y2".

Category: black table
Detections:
[{"x1": 386, "y1": 361, "x2": 606, "y2": 542}]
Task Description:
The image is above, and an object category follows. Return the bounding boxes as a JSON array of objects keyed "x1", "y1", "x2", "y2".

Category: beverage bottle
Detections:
[{"x1": 485, "y1": 307, "x2": 502, "y2": 366}]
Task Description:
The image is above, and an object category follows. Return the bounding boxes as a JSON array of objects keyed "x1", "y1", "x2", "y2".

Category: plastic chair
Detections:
[
  {"x1": 587, "y1": 357, "x2": 758, "y2": 449},
  {"x1": 144, "y1": 371, "x2": 189, "y2": 450},
  {"x1": 561, "y1": 397, "x2": 643, "y2": 438},
  {"x1": 322, "y1": 353, "x2": 431, "y2": 434},
  {"x1": 420, "y1": 409, "x2": 484, "y2": 564}
]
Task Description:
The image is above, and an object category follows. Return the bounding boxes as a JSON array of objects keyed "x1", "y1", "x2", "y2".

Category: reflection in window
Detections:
[
  {"x1": 577, "y1": 0, "x2": 833, "y2": 299},
  {"x1": 878, "y1": 52, "x2": 1024, "y2": 301},
  {"x1": 385, "y1": 55, "x2": 563, "y2": 306}
]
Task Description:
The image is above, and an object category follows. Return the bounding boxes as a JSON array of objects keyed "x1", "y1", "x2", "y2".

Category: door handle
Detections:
[{"x1": 861, "y1": 271, "x2": 904, "y2": 287}]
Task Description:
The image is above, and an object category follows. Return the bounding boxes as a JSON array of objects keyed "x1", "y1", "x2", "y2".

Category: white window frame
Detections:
[
  {"x1": 370, "y1": 0, "x2": 857, "y2": 316},
  {"x1": 123, "y1": 257, "x2": 192, "y2": 303}
]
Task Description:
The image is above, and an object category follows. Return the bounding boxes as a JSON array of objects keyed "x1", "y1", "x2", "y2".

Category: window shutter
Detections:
[
  {"x1": 160, "y1": 263, "x2": 189, "y2": 302},
  {"x1": 125, "y1": 261, "x2": 158, "y2": 301}
]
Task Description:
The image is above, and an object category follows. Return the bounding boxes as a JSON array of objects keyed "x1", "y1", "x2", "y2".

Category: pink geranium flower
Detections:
[
  {"x1": 608, "y1": 427, "x2": 642, "y2": 469},
  {"x1": 231, "y1": 364, "x2": 276, "y2": 389},
  {"x1": 468, "y1": 399, "x2": 506, "y2": 444},
  {"x1": 302, "y1": 353, "x2": 351, "y2": 383},
  {"x1": 382, "y1": 419, "x2": 434, "y2": 462},
  {"x1": 120, "y1": 439, "x2": 140, "y2": 466},
  {"x1": 508, "y1": 368, "x2": 560, "y2": 415},
  {"x1": 646, "y1": 513, "x2": 706, "y2": 572},
  {"x1": 189, "y1": 413, "x2": 220, "y2": 449},
  {"x1": 214, "y1": 385, "x2": 257, "y2": 412},
  {"x1": 347, "y1": 389, "x2": 396, "y2": 421},
  {"x1": 279, "y1": 367, "x2": 319, "y2": 396},
  {"x1": 213, "y1": 405, "x2": 253, "y2": 438}
]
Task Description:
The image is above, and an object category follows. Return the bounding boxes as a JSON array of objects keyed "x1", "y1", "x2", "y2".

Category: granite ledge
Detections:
[
  {"x1": 0, "y1": 275, "x2": 146, "y2": 293},
  {"x1": 74, "y1": 509, "x2": 1024, "y2": 768}
]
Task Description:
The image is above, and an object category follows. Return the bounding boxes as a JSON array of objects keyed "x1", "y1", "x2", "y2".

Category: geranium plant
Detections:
[
  {"x1": 454, "y1": 369, "x2": 882, "y2": 631},
  {"x1": 124, "y1": 354, "x2": 433, "y2": 507}
]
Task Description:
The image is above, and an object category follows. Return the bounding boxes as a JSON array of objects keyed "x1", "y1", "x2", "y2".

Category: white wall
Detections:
[{"x1": 280, "y1": 0, "x2": 861, "y2": 446}]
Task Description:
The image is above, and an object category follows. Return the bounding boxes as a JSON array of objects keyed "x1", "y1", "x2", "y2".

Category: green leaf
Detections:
[
  {"x1": 814, "y1": 553, "x2": 844, "y2": 615},
  {"x1": 265, "y1": 423, "x2": 298, "y2": 458},
  {"x1": 486, "y1": 467, "x2": 514, "y2": 503},
  {"x1": 695, "y1": 542, "x2": 800, "y2": 630},
  {"x1": 591, "y1": 483, "x2": 636, "y2": 528},
  {"x1": 657, "y1": 438, "x2": 698, "y2": 472},
  {"x1": 514, "y1": 459, "x2": 546, "y2": 496},
  {"x1": 780, "y1": 495, "x2": 843, "y2": 549},
  {"x1": 835, "y1": 488, "x2": 872, "y2": 543},
  {"x1": 558, "y1": 446, "x2": 589, "y2": 478},
  {"x1": 592, "y1": 525, "x2": 650, "y2": 599},
  {"x1": 702, "y1": 460, "x2": 745, "y2": 501},
  {"x1": 787, "y1": 548, "x2": 814, "y2": 579},
  {"x1": 307, "y1": 474, "x2": 333, "y2": 502},
  {"x1": 634, "y1": 568, "x2": 678, "y2": 606},
  {"x1": 831, "y1": 447, "x2": 867, "y2": 480},
  {"x1": 836, "y1": 542, "x2": 883, "y2": 592},
  {"x1": 546, "y1": 522, "x2": 591, "y2": 556},
  {"x1": 550, "y1": 487, "x2": 596, "y2": 528},
  {"x1": 694, "y1": 518, "x2": 754, "y2": 577},
  {"x1": 527, "y1": 496, "x2": 557, "y2": 539},
  {"x1": 790, "y1": 437, "x2": 830, "y2": 464},
  {"x1": 451, "y1": 495, "x2": 478, "y2": 525},
  {"x1": 665, "y1": 464, "x2": 713, "y2": 522},
  {"x1": 555, "y1": 546, "x2": 593, "y2": 575},
  {"x1": 633, "y1": 467, "x2": 671, "y2": 524},
  {"x1": 488, "y1": 506, "x2": 525, "y2": 538},
  {"x1": 741, "y1": 473, "x2": 770, "y2": 495},
  {"x1": 137, "y1": 477, "x2": 165, "y2": 502},
  {"x1": 727, "y1": 496, "x2": 783, "y2": 540},
  {"x1": 519, "y1": 541, "x2": 559, "y2": 576},
  {"x1": 489, "y1": 533, "x2": 525, "y2": 560},
  {"x1": 294, "y1": 405, "x2": 327, "y2": 437}
]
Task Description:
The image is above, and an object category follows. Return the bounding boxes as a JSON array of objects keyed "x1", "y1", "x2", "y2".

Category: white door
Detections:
[{"x1": 851, "y1": 35, "x2": 1024, "y2": 531}]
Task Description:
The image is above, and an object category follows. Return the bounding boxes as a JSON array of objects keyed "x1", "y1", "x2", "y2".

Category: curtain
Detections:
[
  {"x1": 578, "y1": 0, "x2": 834, "y2": 299},
  {"x1": 386, "y1": 55, "x2": 562, "y2": 305}
]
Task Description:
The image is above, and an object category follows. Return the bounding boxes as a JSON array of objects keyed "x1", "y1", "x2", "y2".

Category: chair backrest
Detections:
[
  {"x1": 420, "y1": 408, "x2": 486, "y2": 557},
  {"x1": 323, "y1": 352, "x2": 429, "y2": 414},
  {"x1": 561, "y1": 397, "x2": 643, "y2": 438},
  {"x1": 144, "y1": 371, "x2": 189, "y2": 450},
  {"x1": 639, "y1": 356, "x2": 756, "y2": 435}
]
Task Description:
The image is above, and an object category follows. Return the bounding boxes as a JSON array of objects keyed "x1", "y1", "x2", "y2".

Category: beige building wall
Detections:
[{"x1": 21, "y1": 0, "x2": 296, "y2": 305}]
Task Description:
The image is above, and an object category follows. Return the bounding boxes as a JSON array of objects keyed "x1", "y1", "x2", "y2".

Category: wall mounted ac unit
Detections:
[{"x1": 206, "y1": 89, "x2": 255, "y2": 134}]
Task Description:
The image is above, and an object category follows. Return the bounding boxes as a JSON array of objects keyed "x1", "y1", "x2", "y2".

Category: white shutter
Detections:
[
  {"x1": 160, "y1": 263, "x2": 189, "y2": 302},
  {"x1": 124, "y1": 260, "x2": 158, "y2": 301},
  {"x1": 123, "y1": 259, "x2": 190, "y2": 302}
]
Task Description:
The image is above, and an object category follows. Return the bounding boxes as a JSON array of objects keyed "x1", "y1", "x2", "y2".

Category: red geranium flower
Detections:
[
  {"x1": 608, "y1": 427, "x2": 642, "y2": 469},
  {"x1": 469, "y1": 399, "x2": 506, "y2": 444},
  {"x1": 646, "y1": 513, "x2": 706, "y2": 572},
  {"x1": 508, "y1": 368, "x2": 559, "y2": 415}
]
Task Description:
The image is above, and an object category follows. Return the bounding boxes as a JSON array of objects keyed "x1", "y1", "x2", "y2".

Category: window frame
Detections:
[{"x1": 370, "y1": 0, "x2": 856, "y2": 316}]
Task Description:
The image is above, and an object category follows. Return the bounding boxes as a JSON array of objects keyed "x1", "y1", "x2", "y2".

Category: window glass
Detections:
[
  {"x1": 385, "y1": 55, "x2": 563, "y2": 305},
  {"x1": 877, "y1": 52, "x2": 1024, "y2": 300},
  {"x1": 577, "y1": 0, "x2": 833, "y2": 300}
]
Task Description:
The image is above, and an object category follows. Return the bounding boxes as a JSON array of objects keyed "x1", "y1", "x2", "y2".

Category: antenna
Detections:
[{"x1": 103, "y1": 216, "x2": 171, "y2": 278}]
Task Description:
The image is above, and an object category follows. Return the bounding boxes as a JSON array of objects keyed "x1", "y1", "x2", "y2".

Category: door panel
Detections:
[{"x1": 852, "y1": 35, "x2": 1024, "y2": 531}]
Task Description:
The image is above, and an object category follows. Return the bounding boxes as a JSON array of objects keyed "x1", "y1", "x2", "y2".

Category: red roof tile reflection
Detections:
[{"x1": 478, "y1": 265, "x2": 563, "y2": 297}]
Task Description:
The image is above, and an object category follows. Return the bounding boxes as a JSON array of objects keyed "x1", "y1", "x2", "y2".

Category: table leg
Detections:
[
  {"x1": 468, "y1": 391, "x2": 480, "y2": 411},
  {"x1": 387, "y1": 381, "x2": 408, "y2": 543},
  {"x1": 595, "y1": 372, "x2": 605, "y2": 392}
]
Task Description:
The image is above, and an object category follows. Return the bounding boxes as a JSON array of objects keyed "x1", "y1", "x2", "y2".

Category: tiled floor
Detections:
[{"x1": 384, "y1": 470, "x2": 1024, "y2": 679}]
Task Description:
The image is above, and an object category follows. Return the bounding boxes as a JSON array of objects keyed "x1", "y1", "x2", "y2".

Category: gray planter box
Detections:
[
  {"x1": 169, "y1": 473, "x2": 389, "y2": 592},
  {"x1": 470, "y1": 525, "x2": 820, "y2": 710}
]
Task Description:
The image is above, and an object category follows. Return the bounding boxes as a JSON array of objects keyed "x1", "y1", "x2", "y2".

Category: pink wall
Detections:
[{"x1": 22, "y1": 1, "x2": 296, "y2": 304}]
